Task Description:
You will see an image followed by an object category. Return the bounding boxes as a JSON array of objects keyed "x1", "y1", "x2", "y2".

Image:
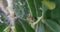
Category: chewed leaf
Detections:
[{"x1": 42, "y1": 1, "x2": 56, "y2": 10}]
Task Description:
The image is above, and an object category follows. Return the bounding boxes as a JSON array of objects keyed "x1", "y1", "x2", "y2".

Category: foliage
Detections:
[{"x1": 0, "y1": 0, "x2": 60, "y2": 32}]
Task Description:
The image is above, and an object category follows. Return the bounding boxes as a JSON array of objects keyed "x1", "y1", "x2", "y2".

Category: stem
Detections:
[
  {"x1": 41, "y1": 5, "x2": 47, "y2": 23},
  {"x1": 41, "y1": 11, "x2": 46, "y2": 23},
  {"x1": 7, "y1": 0, "x2": 15, "y2": 32},
  {"x1": 26, "y1": 0, "x2": 32, "y2": 16}
]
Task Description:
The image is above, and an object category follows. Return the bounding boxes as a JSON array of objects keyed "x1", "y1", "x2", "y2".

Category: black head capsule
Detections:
[{"x1": 32, "y1": 17, "x2": 37, "y2": 22}]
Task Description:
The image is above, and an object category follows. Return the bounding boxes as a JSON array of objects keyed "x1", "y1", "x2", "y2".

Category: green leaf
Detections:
[
  {"x1": 15, "y1": 19, "x2": 25, "y2": 32},
  {"x1": 45, "y1": 19, "x2": 60, "y2": 32},
  {"x1": 42, "y1": 1, "x2": 56, "y2": 10},
  {"x1": 26, "y1": 0, "x2": 37, "y2": 17},
  {"x1": 0, "y1": 23, "x2": 6, "y2": 32},
  {"x1": 51, "y1": 0, "x2": 60, "y2": 20},
  {"x1": 3, "y1": 25, "x2": 11, "y2": 32},
  {"x1": 15, "y1": 19, "x2": 34, "y2": 32},
  {"x1": 45, "y1": 25, "x2": 54, "y2": 32}
]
